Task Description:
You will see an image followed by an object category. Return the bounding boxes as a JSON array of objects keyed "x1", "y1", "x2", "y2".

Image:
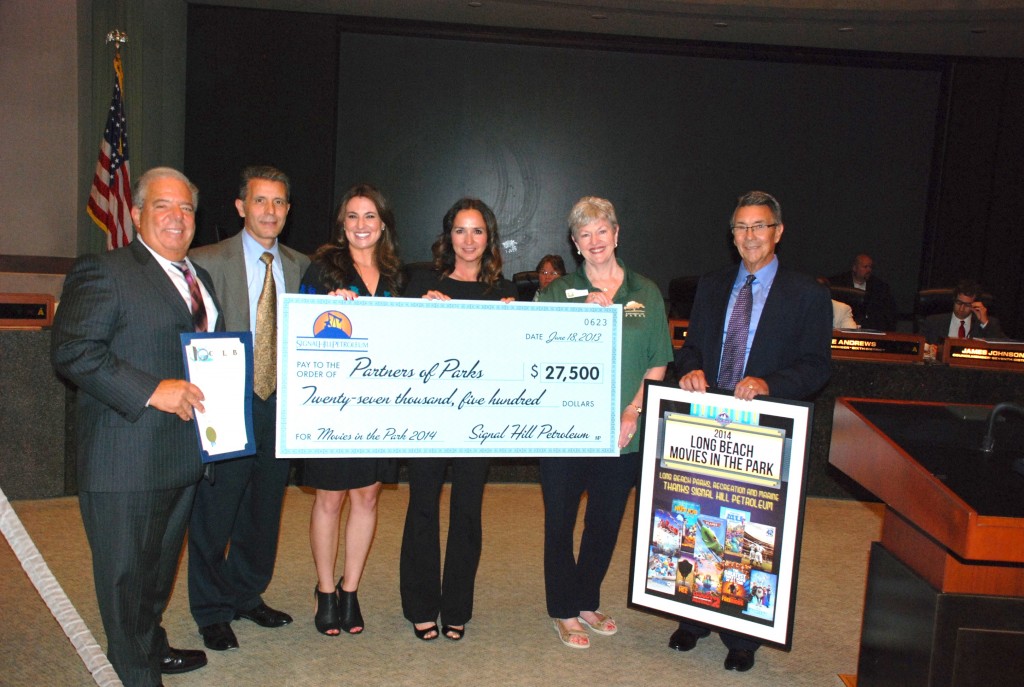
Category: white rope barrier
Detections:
[{"x1": 0, "y1": 487, "x2": 123, "y2": 687}]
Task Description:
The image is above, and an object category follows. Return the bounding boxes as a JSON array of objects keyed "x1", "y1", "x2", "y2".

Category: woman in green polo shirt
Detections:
[{"x1": 536, "y1": 196, "x2": 673, "y2": 649}]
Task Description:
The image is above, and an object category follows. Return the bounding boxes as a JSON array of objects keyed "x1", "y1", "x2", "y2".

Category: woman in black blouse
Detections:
[
  {"x1": 400, "y1": 198, "x2": 516, "y2": 641},
  {"x1": 300, "y1": 184, "x2": 402, "y2": 636}
]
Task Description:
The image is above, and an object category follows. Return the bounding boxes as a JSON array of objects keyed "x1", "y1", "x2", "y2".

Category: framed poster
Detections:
[{"x1": 628, "y1": 382, "x2": 813, "y2": 650}]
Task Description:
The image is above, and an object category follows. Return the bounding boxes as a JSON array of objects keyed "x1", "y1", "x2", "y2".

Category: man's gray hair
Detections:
[{"x1": 133, "y1": 167, "x2": 199, "y2": 207}]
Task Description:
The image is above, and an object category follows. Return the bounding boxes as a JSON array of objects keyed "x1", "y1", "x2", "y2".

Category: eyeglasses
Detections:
[
  {"x1": 539, "y1": 270, "x2": 563, "y2": 277},
  {"x1": 731, "y1": 223, "x2": 779, "y2": 235},
  {"x1": 952, "y1": 298, "x2": 974, "y2": 308}
]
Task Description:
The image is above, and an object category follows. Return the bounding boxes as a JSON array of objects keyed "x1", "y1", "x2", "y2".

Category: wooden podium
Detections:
[{"x1": 830, "y1": 398, "x2": 1024, "y2": 686}]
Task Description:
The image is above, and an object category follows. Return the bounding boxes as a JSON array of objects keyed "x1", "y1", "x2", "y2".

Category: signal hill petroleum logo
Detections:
[{"x1": 297, "y1": 310, "x2": 368, "y2": 351}]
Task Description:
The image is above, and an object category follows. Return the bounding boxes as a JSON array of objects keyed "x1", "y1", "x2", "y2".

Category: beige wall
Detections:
[
  {"x1": 0, "y1": 1, "x2": 190, "y2": 298},
  {"x1": 0, "y1": 1, "x2": 79, "y2": 260}
]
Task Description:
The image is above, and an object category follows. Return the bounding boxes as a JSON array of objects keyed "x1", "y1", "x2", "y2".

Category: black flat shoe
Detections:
[
  {"x1": 442, "y1": 624, "x2": 465, "y2": 641},
  {"x1": 337, "y1": 581, "x2": 364, "y2": 635},
  {"x1": 413, "y1": 623, "x2": 439, "y2": 641},
  {"x1": 314, "y1": 586, "x2": 341, "y2": 636}
]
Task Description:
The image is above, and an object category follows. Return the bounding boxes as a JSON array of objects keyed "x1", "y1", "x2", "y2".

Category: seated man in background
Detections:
[
  {"x1": 829, "y1": 253, "x2": 896, "y2": 330},
  {"x1": 921, "y1": 279, "x2": 1005, "y2": 344}
]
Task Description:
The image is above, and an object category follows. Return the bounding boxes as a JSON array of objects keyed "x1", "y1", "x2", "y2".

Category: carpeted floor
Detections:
[{"x1": 1, "y1": 484, "x2": 882, "y2": 686}]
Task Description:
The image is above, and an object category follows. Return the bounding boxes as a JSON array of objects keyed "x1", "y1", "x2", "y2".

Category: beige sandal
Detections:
[
  {"x1": 553, "y1": 619, "x2": 590, "y2": 649},
  {"x1": 577, "y1": 611, "x2": 617, "y2": 636}
]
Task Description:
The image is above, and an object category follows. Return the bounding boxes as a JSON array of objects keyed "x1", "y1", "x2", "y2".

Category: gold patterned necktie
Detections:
[{"x1": 254, "y1": 252, "x2": 276, "y2": 400}]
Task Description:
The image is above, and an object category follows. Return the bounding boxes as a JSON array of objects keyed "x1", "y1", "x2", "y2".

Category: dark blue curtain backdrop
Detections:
[
  {"x1": 331, "y1": 31, "x2": 938, "y2": 311},
  {"x1": 185, "y1": 6, "x2": 1024, "y2": 336}
]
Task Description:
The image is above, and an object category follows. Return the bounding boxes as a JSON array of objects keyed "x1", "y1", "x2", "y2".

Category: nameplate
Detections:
[
  {"x1": 276, "y1": 294, "x2": 623, "y2": 457},
  {"x1": 830, "y1": 331, "x2": 924, "y2": 363},
  {"x1": 942, "y1": 338, "x2": 1024, "y2": 372},
  {"x1": 0, "y1": 293, "x2": 54, "y2": 328}
]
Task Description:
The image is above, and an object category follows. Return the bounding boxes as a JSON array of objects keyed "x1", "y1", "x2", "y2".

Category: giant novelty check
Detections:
[{"x1": 276, "y1": 294, "x2": 622, "y2": 458}]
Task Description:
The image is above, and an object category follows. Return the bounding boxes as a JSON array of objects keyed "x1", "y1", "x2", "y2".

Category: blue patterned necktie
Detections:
[{"x1": 718, "y1": 274, "x2": 755, "y2": 390}]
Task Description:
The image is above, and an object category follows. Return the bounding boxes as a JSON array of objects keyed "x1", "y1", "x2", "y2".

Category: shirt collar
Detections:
[
  {"x1": 137, "y1": 235, "x2": 191, "y2": 270},
  {"x1": 240, "y1": 228, "x2": 280, "y2": 265},
  {"x1": 738, "y1": 255, "x2": 779, "y2": 288}
]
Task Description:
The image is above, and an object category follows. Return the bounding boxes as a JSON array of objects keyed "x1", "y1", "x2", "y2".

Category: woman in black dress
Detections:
[
  {"x1": 300, "y1": 184, "x2": 402, "y2": 635},
  {"x1": 400, "y1": 198, "x2": 516, "y2": 641}
]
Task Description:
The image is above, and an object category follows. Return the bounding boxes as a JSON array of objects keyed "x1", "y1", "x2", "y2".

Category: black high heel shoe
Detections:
[
  {"x1": 313, "y1": 586, "x2": 340, "y2": 636},
  {"x1": 337, "y1": 578, "x2": 364, "y2": 635}
]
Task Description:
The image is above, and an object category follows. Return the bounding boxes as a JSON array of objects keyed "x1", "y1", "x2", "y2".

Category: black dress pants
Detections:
[
  {"x1": 539, "y1": 452, "x2": 640, "y2": 619},
  {"x1": 80, "y1": 484, "x2": 197, "y2": 687},
  {"x1": 188, "y1": 394, "x2": 290, "y2": 626},
  {"x1": 400, "y1": 457, "x2": 490, "y2": 627}
]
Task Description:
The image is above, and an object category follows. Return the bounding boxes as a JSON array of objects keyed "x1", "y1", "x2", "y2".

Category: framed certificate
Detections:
[
  {"x1": 628, "y1": 382, "x2": 813, "y2": 650},
  {"x1": 181, "y1": 331, "x2": 255, "y2": 463}
]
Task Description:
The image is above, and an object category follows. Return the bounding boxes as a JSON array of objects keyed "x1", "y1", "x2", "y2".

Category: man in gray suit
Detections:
[
  {"x1": 52, "y1": 167, "x2": 217, "y2": 686},
  {"x1": 187, "y1": 166, "x2": 310, "y2": 651}
]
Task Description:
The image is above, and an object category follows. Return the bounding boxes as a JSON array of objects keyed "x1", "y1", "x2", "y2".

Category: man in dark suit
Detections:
[
  {"x1": 670, "y1": 191, "x2": 832, "y2": 672},
  {"x1": 920, "y1": 278, "x2": 1005, "y2": 344},
  {"x1": 52, "y1": 167, "x2": 218, "y2": 686},
  {"x1": 829, "y1": 253, "x2": 897, "y2": 331},
  {"x1": 186, "y1": 166, "x2": 309, "y2": 651}
]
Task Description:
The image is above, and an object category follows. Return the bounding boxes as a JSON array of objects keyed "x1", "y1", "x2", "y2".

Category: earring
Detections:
[{"x1": 577, "y1": 249, "x2": 582, "y2": 255}]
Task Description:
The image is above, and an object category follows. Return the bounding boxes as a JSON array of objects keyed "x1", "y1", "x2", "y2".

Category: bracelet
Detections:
[{"x1": 628, "y1": 403, "x2": 642, "y2": 415}]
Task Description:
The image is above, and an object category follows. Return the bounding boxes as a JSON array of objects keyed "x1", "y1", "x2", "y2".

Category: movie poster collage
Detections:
[{"x1": 645, "y1": 468, "x2": 786, "y2": 628}]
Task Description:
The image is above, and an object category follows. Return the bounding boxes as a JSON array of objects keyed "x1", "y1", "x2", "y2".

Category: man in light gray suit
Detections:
[
  {"x1": 186, "y1": 166, "x2": 310, "y2": 651},
  {"x1": 52, "y1": 167, "x2": 217, "y2": 686}
]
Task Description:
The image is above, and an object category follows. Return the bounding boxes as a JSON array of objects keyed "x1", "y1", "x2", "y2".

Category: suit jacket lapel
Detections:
[
  {"x1": 130, "y1": 239, "x2": 193, "y2": 327},
  {"x1": 749, "y1": 269, "x2": 789, "y2": 370},
  {"x1": 221, "y1": 234, "x2": 251, "y2": 325},
  {"x1": 708, "y1": 267, "x2": 738, "y2": 380},
  {"x1": 280, "y1": 245, "x2": 303, "y2": 293}
]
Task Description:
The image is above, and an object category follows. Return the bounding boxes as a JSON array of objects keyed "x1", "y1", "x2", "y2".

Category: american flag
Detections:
[{"x1": 86, "y1": 52, "x2": 133, "y2": 249}]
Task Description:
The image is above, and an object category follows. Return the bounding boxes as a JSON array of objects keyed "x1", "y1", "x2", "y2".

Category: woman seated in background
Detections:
[
  {"x1": 535, "y1": 254, "x2": 567, "y2": 292},
  {"x1": 299, "y1": 184, "x2": 402, "y2": 636},
  {"x1": 400, "y1": 197, "x2": 516, "y2": 642},
  {"x1": 535, "y1": 196, "x2": 673, "y2": 649},
  {"x1": 815, "y1": 276, "x2": 858, "y2": 329}
]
